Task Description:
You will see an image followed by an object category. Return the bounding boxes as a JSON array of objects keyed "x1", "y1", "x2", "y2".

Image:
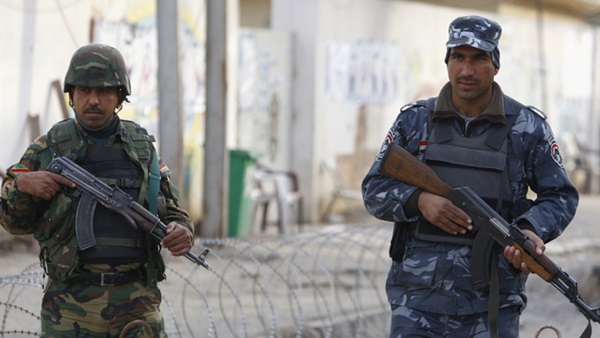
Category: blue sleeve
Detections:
[
  {"x1": 509, "y1": 111, "x2": 579, "y2": 242},
  {"x1": 361, "y1": 106, "x2": 430, "y2": 223}
]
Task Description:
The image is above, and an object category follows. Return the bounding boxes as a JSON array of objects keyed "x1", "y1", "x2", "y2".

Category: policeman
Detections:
[
  {"x1": 362, "y1": 16, "x2": 578, "y2": 337},
  {"x1": 0, "y1": 44, "x2": 194, "y2": 337}
]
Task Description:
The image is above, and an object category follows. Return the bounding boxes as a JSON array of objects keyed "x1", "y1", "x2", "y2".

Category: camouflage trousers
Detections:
[
  {"x1": 389, "y1": 304, "x2": 520, "y2": 338},
  {"x1": 41, "y1": 275, "x2": 166, "y2": 338}
]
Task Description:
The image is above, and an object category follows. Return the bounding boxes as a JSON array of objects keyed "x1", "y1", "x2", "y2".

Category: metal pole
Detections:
[
  {"x1": 202, "y1": 0, "x2": 229, "y2": 237},
  {"x1": 157, "y1": 0, "x2": 184, "y2": 188}
]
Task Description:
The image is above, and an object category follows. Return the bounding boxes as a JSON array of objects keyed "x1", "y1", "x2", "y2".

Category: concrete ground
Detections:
[{"x1": 0, "y1": 195, "x2": 598, "y2": 337}]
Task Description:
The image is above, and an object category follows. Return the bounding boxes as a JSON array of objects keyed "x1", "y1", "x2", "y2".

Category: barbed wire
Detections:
[{"x1": 0, "y1": 222, "x2": 392, "y2": 338}]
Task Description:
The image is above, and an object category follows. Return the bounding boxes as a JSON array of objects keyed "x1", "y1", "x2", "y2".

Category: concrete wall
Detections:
[
  {"x1": 1, "y1": 0, "x2": 91, "y2": 169},
  {"x1": 0, "y1": 0, "x2": 207, "y2": 167},
  {"x1": 274, "y1": 0, "x2": 599, "y2": 221},
  {"x1": 0, "y1": 0, "x2": 209, "y2": 220},
  {"x1": 2, "y1": 0, "x2": 598, "y2": 228}
]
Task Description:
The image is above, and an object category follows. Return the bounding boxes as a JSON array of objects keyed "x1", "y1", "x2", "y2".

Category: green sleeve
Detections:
[{"x1": 0, "y1": 136, "x2": 54, "y2": 235}]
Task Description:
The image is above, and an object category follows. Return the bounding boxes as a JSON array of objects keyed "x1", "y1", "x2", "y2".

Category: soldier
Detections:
[
  {"x1": 0, "y1": 44, "x2": 194, "y2": 337},
  {"x1": 362, "y1": 16, "x2": 579, "y2": 337}
]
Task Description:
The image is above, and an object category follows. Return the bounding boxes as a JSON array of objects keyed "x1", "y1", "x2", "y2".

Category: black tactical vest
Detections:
[
  {"x1": 414, "y1": 115, "x2": 517, "y2": 245},
  {"x1": 77, "y1": 146, "x2": 149, "y2": 264}
]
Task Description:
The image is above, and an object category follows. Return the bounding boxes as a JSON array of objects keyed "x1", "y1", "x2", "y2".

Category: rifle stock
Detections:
[
  {"x1": 379, "y1": 144, "x2": 452, "y2": 197},
  {"x1": 379, "y1": 143, "x2": 600, "y2": 324}
]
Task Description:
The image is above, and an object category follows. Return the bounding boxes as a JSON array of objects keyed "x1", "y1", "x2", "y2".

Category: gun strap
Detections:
[
  {"x1": 471, "y1": 230, "x2": 500, "y2": 337},
  {"x1": 488, "y1": 257, "x2": 500, "y2": 338},
  {"x1": 147, "y1": 149, "x2": 160, "y2": 215},
  {"x1": 580, "y1": 320, "x2": 592, "y2": 338}
]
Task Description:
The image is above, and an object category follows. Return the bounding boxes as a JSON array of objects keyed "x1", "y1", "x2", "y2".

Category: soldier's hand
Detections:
[
  {"x1": 504, "y1": 229, "x2": 545, "y2": 274},
  {"x1": 418, "y1": 191, "x2": 472, "y2": 235},
  {"x1": 14, "y1": 171, "x2": 75, "y2": 200},
  {"x1": 162, "y1": 222, "x2": 193, "y2": 256}
]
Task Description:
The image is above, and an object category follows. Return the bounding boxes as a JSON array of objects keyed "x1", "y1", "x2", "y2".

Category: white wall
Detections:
[
  {"x1": 1, "y1": 0, "x2": 208, "y2": 167},
  {"x1": 0, "y1": 0, "x2": 209, "y2": 219},
  {"x1": 308, "y1": 0, "x2": 599, "y2": 215},
  {"x1": 1, "y1": 0, "x2": 92, "y2": 170},
  {"x1": 2, "y1": 0, "x2": 598, "y2": 225}
]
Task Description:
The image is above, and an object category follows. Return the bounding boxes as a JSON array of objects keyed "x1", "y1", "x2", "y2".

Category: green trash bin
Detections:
[{"x1": 228, "y1": 149, "x2": 259, "y2": 237}]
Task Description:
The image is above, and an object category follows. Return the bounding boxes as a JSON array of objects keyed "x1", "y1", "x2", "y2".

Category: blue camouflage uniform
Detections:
[{"x1": 361, "y1": 81, "x2": 579, "y2": 337}]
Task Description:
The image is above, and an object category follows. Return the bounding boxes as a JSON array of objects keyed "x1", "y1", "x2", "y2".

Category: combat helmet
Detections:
[{"x1": 63, "y1": 44, "x2": 131, "y2": 95}]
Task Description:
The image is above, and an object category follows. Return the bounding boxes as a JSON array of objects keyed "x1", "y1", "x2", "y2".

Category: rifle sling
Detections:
[
  {"x1": 581, "y1": 320, "x2": 592, "y2": 338},
  {"x1": 488, "y1": 258, "x2": 499, "y2": 338},
  {"x1": 471, "y1": 229, "x2": 500, "y2": 338},
  {"x1": 147, "y1": 149, "x2": 160, "y2": 215}
]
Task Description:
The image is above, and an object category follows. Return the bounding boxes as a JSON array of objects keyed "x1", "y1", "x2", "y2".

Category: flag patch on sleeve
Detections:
[
  {"x1": 159, "y1": 163, "x2": 171, "y2": 177},
  {"x1": 9, "y1": 164, "x2": 29, "y2": 176}
]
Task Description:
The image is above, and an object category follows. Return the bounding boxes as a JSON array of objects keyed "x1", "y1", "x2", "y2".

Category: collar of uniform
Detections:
[
  {"x1": 113, "y1": 116, "x2": 130, "y2": 143},
  {"x1": 433, "y1": 81, "x2": 506, "y2": 125}
]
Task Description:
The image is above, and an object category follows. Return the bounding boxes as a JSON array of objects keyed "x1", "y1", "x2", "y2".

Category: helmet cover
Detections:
[{"x1": 63, "y1": 43, "x2": 131, "y2": 95}]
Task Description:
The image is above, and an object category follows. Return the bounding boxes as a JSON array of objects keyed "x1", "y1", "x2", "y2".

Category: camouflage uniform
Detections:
[
  {"x1": 0, "y1": 44, "x2": 193, "y2": 338},
  {"x1": 362, "y1": 16, "x2": 578, "y2": 338}
]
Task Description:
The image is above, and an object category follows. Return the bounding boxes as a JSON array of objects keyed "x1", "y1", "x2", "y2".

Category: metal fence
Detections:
[{"x1": 0, "y1": 223, "x2": 393, "y2": 338}]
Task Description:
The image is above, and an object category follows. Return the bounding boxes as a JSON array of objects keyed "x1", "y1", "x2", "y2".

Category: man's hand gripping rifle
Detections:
[
  {"x1": 379, "y1": 143, "x2": 599, "y2": 324},
  {"x1": 47, "y1": 156, "x2": 210, "y2": 270}
]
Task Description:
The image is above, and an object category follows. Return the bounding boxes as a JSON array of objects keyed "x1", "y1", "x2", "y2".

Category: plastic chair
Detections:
[{"x1": 249, "y1": 163, "x2": 303, "y2": 234}]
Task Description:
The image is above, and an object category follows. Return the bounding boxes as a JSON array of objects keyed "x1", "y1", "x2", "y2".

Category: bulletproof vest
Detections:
[
  {"x1": 414, "y1": 116, "x2": 516, "y2": 245},
  {"x1": 77, "y1": 146, "x2": 149, "y2": 264},
  {"x1": 42, "y1": 119, "x2": 164, "y2": 277},
  {"x1": 46, "y1": 118, "x2": 156, "y2": 207}
]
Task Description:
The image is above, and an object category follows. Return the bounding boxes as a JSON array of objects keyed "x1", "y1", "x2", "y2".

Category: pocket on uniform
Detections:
[
  {"x1": 38, "y1": 193, "x2": 74, "y2": 240},
  {"x1": 452, "y1": 247, "x2": 476, "y2": 290},
  {"x1": 389, "y1": 239, "x2": 439, "y2": 287}
]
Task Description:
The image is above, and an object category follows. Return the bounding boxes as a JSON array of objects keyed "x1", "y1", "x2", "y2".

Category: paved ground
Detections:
[{"x1": 0, "y1": 195, "x2": 598, "y2": 337}]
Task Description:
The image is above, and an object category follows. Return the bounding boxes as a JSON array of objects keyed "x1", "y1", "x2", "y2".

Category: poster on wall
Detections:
[
  {"x1": 91, "y1": 6, "x2": 206, "y2": 138},
  {"x1": 91, "y1": 3, "x2": 207, "y2": 217},
  {"x1": 326, "y1": 40, "x2": 402, "y2": 104},
  {"x1": 238, "y1": 28, "x2": 293, "y2": 169}
]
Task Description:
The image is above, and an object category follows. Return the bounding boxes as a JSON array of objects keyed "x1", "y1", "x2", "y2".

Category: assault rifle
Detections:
[
  {"x1": 47, "y1": 156, "x2": 210, "y2": 270},
  {"x1": 379, "y1": 143, "x2": 599, "y2": 325}
]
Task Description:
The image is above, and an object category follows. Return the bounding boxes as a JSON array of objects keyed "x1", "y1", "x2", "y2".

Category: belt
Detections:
[{"x1": 73, "y1": 269, "x2": 146, "y2": 286}]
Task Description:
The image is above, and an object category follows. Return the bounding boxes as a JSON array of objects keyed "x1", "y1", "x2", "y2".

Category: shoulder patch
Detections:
[
  {"x1": 550, "y1": 142, "x2": 564, "y2": 168},
  {"x1": 525, "y1": 106, "x2": 547, "y2": 120},
  {"x1": 8, "y1": 164, "x2": 30, "y2": 177},
  {"x1": 159, "y1": 163, "x2": 171, "y2": 177},
  {"x1": 376, "y1": 128, "x2": 400, "y2": 161}
]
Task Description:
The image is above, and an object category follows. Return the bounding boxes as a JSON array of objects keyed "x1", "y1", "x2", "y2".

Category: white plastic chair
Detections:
[{"x1": 249, "y1": 163, "x2": 303, "y2": 235}]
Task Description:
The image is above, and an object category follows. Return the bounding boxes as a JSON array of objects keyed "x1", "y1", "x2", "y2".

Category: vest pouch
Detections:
[
  {"x1": 414, "y1": 217, "x2": 477, "y2": 246},
  {"x1": 40, "y1": 235, "x2": 80, "y2": 281},
  {"x1": 34, "y1": 193, "x2": 81, "y2": 281},
  {"x1": 418, "y1": 117, "x2": 515, "y2": 246}
]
